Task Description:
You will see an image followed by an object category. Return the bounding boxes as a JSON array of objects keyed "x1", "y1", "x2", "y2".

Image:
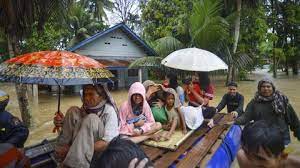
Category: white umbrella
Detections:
[{"x1": 161, "y1": 48, "x2": 228, "y2": 71}]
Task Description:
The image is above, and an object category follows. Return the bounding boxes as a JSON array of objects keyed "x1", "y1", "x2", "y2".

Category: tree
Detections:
[
  {"x1": 0, "y1": 0, "x2": 71, "y2": 127},
  {"x1": 141, "y1": 0, "x2": 192, "y2": 42},
  {"x1": 66, "y1": 2, "x2": 108, "y2": 47},
  {"x1": 80, "y1": 0, "x2": 114, "y2": 21},
  {"x1": 113, "y1": 0, "x2": 141, "y2": 31}
]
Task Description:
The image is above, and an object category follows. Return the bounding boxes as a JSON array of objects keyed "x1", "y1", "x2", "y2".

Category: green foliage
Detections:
[
  {"x1": 141, "y1": 0, "x2": 192, "y2": 42},
  {"x1": 21, "y1": 21, "x2": 69, "y2": 52},
  {"x1": 67, "y1": 2, "x2": 108, "y2": 47},
  {"x1": 189, "y1": 0, "x2": 229, "y2": 51}
]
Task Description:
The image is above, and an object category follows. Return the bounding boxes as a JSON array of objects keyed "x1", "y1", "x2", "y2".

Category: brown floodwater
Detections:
[{"x1": 1, "y1": 69, "x2": 299, "y2": 157}]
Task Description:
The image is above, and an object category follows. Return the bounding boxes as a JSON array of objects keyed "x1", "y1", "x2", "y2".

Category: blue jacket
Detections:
[{"x1": 0, "y1": 110, "x2": 29, "y2": 148}]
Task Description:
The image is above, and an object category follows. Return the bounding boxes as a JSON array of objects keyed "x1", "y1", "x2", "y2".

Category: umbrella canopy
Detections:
[
  {"x1": 161, "y1": 48, "x2": 228, "y2": 72},
  {"x1": 0, "y1": 51, "x2": 113, "y2": 85}
]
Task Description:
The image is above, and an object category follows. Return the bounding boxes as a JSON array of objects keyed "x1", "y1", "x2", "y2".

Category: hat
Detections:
[{"x1": 142, "y1": 80, "x2": 156, "y2": 90}]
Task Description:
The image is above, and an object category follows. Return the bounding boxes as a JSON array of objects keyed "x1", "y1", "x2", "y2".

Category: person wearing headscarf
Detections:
[
  {"x1": 0, "y1": 90, "x2": 29, "y2": 148},
  {"x1": 142, "y1": 80, "x2": 168, "y2": 124},
  {"x1": 119, "y1": 82, "x2": 161, "y2": 143},
  {"x1": 158, "y1": 88, "x2": 187, "y2": 141},
  {"x1": 55, "y1": 84, "x2": 119, "y2": 168},
  {"x1": 235, "y1": 78, "x2": 300, "y2": 145}
]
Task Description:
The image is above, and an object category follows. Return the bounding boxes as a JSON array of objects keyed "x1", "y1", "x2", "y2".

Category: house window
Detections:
[{"x1": 128, "y1": 69, "x2": 138, "y2": 77}]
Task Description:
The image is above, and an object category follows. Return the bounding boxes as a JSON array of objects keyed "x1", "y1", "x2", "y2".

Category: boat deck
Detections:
[{"x1": 25, "y1": 113, "x2": 235, "y2": 168}]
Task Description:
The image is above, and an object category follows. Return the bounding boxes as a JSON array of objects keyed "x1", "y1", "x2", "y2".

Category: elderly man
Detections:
[{"x1": 55, "y1": 84, "x2": 119, "y2": 168}]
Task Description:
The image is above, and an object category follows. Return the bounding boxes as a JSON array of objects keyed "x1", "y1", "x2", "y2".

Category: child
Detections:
[
  {"x1": 160, "y1": 88, "x2": 187, "y2": 141},
  {"x1": 119, "y1": 82, "x2": 162, "y2": 143}
]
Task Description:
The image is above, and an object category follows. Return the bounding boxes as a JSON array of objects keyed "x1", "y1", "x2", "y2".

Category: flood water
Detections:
[{"x1": 1, "y1": 69, "x2": 300, "y2": 157}]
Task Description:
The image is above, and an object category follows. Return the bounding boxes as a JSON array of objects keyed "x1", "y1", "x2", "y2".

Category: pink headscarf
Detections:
[{"x1": 119, "y1": 82, "x2": 155, "y2": 135}]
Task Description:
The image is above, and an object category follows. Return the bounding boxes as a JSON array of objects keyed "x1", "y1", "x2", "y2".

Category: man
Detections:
[
  {"x1": 55, "y1": 84, "x2": 119, "y2": 168},
  {"x1": 0, "y1": 90, "x2": 29, "y2": 148},
  {"x1": 216, "y1": 82, "x2": 244, "y2": 118},
  {"x1": 0, "y1": 90, "x2": 30, "y2": 167},
  {"x1": 237, "y1": 120, "x2": 300, "y2": 168}
]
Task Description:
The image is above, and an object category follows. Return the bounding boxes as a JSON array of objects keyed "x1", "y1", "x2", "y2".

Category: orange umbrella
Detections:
[
  {"x1": 0, "y1": 50, "x2": 113, "y2": 85},
  {"x1": 0, "y1": 51, "x2": 114, "y2": 132}
]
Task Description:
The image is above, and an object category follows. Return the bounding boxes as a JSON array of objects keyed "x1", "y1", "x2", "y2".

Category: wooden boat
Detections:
[{"x1": 25, "y1": 113, "x2": 241, "y2": 168}]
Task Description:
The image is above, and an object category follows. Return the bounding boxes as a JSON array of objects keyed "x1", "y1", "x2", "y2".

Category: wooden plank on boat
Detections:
[
  {"x1": 141, "y1": 145, "x2": 166, "y2": 161},
  {"x1": 145, "y1": 113, "x2": 225, "y2": 167},
  {"x1": 176, "y1": 124, "x2": 228, "y2": 168},
  {"x1": 199, "y1": 126, "x2": 230, "y2": 167}
]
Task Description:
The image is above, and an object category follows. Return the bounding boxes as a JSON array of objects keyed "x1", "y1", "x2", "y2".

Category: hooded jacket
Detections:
[{"x1": 119, "y1": 82, "x2": 155, "y2": 135}]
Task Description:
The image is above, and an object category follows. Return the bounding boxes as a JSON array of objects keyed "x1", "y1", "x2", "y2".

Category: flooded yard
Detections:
[{"x1": 1, "y1": 69, "x2": 300, "y2": 156}]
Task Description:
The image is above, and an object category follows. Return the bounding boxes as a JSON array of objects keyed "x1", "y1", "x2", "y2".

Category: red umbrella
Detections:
[
  {"x1": 0, "y1": 51, "x2": 114, "y2": 132},
  {"x1": 0, "y1": 50, "x2": 113, "y2": 85}
]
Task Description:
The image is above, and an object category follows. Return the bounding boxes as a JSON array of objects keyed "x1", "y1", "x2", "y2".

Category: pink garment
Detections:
[{"x1": 119, "y1": 82, "x2": 155, "y2": 135}]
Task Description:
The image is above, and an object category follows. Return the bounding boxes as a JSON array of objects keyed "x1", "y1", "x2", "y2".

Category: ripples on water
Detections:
[{"x1": 0, "y1": 70, "x2": 299, "y2": 156}]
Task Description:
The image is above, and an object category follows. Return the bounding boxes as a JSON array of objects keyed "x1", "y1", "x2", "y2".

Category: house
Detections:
[{"x1": 68, "y1": 23, "x2": 156, "y2": 89}]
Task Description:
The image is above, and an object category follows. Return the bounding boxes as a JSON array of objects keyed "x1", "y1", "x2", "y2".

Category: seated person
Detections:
[
  {"x1": 182, "y1": 78, "x2": 216, "y2": 119},
  {"x1": 164, "y1": 73, "x2": 185, "y2": 105},
  {"x1": 119, "y1": 82, "x2": 162, "y2": 143},
  {"x1": 92, "y1": 136, "x2": 153, "y2": 168},
  {"x1": 143, "y1": 80, "x2": 168, "y2": 124},
  {"x1": 216, "y1": 81, "x2": 244, "y2": 118},
  {"x1": 159, "y1": 88, "x2": 187, "y2": 141},
  {"x1": 55, "y1": 84, "x2": 119, "y2": 168},
  {"x1": 237, "y1": 120, "x2": 300, "y2": 168},
  {"x1": 0, "y1": 90, "x2": 29, "y2": 148}
]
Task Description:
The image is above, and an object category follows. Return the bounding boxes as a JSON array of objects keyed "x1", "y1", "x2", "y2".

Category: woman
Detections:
[
  {"x1": 165, "y1": 73, "x2": 185, "y2": 105},
  {"x1": 235, "y1": 78, "x2": 300, "y2": 145},
  {"x1": 119, "y1": 82, "x2": 162, "y2": 143}
]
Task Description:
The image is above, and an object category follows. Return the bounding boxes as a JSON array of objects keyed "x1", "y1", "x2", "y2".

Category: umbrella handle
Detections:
[{"x1": 58, "y1": 85, "x2": 61, "y2": 112}]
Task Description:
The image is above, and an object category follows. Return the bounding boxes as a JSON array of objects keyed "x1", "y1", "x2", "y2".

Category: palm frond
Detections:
[
  {"x1": 129, "y1": 56, "x2": 162, "y2": 69},
  {"x1": 189, "y1": 0, "x2": 229, "y2": 50},
  {"x1": 154, "y1": 36, "x2": 184, "y2": 57}
]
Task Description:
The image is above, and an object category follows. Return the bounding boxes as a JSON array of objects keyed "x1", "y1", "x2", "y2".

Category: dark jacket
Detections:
[
  {"x1": 216, "y1": 92, "x2": 244, "y2": 116},
  {"x1": 0, "y1": 111, "x2": 29, "y2": 148},
  {"x1": 235, "y1": 99, "x2": 300, "y2": 145}
]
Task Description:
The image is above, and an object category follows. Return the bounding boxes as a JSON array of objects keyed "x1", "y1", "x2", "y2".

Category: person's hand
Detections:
[
  {"x1": 128, "y1": 158, "x2": 153, "y2": 168},
  {"x1": 230, "y1": 111, "x2": 238, "y2": 118},
  {"x1": 133, "y1": 128, "x2": 143, "y2": 136},
  {"x1": 207, "y1": 119, "x2": 214, "y2": 128},
  {"x1": 162, "y1": 123, "x2": 171, "y2": 130},
  {"x1": 153, "y1": 99, "x2": 164, "y2": 108},
  {"x1": 148, "y1": 85, "x2": 160, "y2": 95},
  {"x1": 134, "y1": 119, "x2": 145, "y2": 127}
]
